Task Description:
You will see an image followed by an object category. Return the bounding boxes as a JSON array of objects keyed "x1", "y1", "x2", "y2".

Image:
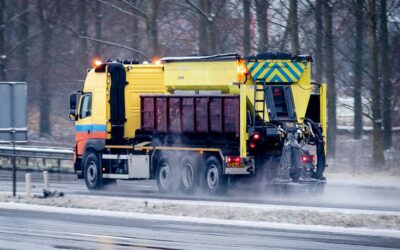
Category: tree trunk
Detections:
[
  {"x1": 368, "y1": 0, "x2": 384, "y2": 165},
  {"x1": 353, "y1": 0, "x2": 364, "y2": 139},
  {"x1": 198, "y1": 8, "x2": 208, "y2": 55},
  {"x1": 242, "y1": 0, "x2": 251, "y2": 55},
  {"x1": 0, "y1": 0, "x2": 6, "y2": 81},
  {"x1": 17, "y1": 0, "x2": 29, "y2": 82},
  {"x1": 79, "y1": 0, "x2": 88, "y2": 66},
  {"x1": 202, "y1": 0, "x2": 215, "y2": 55},
  {"x1": 95, "y1": 0, "x2": 102, "y2": 57},
  {"x1": 380, "y1": 0, "x2": 392, "y2": 149},
  {"x1": 38, "y1": 0, "x2": 52, "y2": 135},
  {"x1": 289, "y1": 0, "x2": 299, "y2": 54},
  {"x1": 323, "y1": 0, "x2": 336, "y2": 158},
  {"x1": 314, "y1": 0, "x2": 323, "y2": 83},
  {"x1": 255, "y1": 0, "x2": 268, "y2": 52},
  {"x1": 147, "y1": 0, "x2": 160, "y2": 58},
  {"x1": 131, "y1": 0, "x2": 140, "y2": 59}
]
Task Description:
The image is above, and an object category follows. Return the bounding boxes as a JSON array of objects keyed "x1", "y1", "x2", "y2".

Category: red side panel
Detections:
[{"x1": 140, "y1": 95, "x2": 239, "y2": 137}]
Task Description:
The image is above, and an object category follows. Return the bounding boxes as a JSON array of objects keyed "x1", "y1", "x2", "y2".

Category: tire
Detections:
[
  {"x1": 202, "y1": 156, "x2": 226, "y2": 195},
  {"x1": 156, "y1": 157, "x2": 173, "y2": 193},
  {"x1": 83, "y1": 152, "x2": 103, "y2": 190},
  {"x1": 180, "y1": 156, "x2": 200, "y2": 194}
]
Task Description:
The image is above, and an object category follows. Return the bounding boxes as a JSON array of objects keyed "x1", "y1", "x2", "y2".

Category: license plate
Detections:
[{"x1": 228, "y1": 163, "x2": 244, "y2": 168}]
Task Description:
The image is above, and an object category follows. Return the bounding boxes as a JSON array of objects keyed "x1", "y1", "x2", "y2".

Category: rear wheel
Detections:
[
  {"x1": 84, "y1": 152, "x2": 103, "y2": 190},
  {"x1": 156, "y1": 157, "x2": 173, "y2": 193},
  {"x1": 203, "y1": 156, "x2": 226, "y2": 194},
  {"x1": 180, "y1": 156, "x2": 200, "y2": 194}
]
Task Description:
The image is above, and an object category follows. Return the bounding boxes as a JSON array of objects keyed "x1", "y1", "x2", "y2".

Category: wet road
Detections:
[
  {"x1": 0, "y1": 169, "x2": 399, "y2": 212},
  {"x1": 0, "y1": 208, "x2": 399, "y2": 250}
]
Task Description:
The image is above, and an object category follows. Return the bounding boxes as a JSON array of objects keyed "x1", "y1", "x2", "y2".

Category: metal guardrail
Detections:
[{"x1": 0, "y1": 145, "x2": 73, "y2": 160}]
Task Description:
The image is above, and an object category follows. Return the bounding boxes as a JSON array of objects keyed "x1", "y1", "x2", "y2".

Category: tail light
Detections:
[
  {"x1": 253, "y1": 133, "x2": 261, "y2": 140},
  {"x1": 249, "y1": 142, "x2": 256, "y2": 149},
  {"x1": 226, "y1": 156, "x2": 241, "y2": 164},
  {"x1": 301, "y1": 154, "x2": 315, "y2": 164}
]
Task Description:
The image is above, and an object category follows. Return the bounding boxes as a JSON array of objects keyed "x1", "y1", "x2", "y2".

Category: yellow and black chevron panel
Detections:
[{"x1": 246, "y1": 60, "x2": 307, "y2": 83}]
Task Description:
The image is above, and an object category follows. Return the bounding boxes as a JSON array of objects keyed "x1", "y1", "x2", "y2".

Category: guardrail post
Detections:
[
  {"x1": 43, "y1": 171, "x2": 49, "y2": 191},
  {"x1": 25, "y1": 173, "x2": 31, "y2": 197}
]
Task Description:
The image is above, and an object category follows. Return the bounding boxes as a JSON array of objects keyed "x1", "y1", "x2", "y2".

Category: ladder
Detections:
[{"x1": 253, "y1": 79, "x2": 266, "y2": 127}]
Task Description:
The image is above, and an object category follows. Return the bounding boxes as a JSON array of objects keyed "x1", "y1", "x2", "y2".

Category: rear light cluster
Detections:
[
  {"x1": 226, "y1": 156, "x2": 241, "y2": 164},
  {"x1": 249, "y1": 132, "x2": 261, "y2": 150},
  {"x1": 301, "y1": 154, "x2": 315, "y2": 164}
]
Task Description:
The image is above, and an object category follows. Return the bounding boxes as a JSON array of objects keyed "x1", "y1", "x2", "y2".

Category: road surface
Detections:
[
  {"x1": 0, "y1": 207, "x2": 399, "y2": 250},
  {"x1": 0, "y1": 169, "x2": 399, "y2": 212}
]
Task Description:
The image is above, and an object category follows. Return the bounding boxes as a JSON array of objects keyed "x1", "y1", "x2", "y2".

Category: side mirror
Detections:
[
  {"x1": 69, "y1": 110, "x2": 78, "y2": 121},
  {"x1": 70, "y1": 93, "x2": 77, "y2": 110},
  {"x1": 69, "y1": 93, "x2": 78, "y2": 121}
]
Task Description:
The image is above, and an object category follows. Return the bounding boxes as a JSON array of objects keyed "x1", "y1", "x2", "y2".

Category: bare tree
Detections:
[
  {"x1": 289, "y1": 0, "x2": 299, "y2": 54},
  {"x1": 353, "y1": 0, "x2": 364, "y2": 139},
  {"x1": 323, "y1": 0, "x2": 336, "y2": 158},
  {"x1": 255, "y1": 0, "x2": 268, "y2": 52},
  {"x1": 0, "y1": 0, "x2": 6, "y2": 80},
  {"x1": 380, "y1": 0, "x2": 392, "y2": 149},
  {"x1": 130, "y1": 0, "x2": 140, "y2": 59},
  {"x1": 368, "y1": 0, "x2": 384, "y2": 165},
  {"x1": 79, "y1": 0, "x2": 88, "y2": 66},
  {"x1": 38, "y1": 0, "x2": 53, "y2": 135},
  {"x1": 186, "y1": 0, "x2": 226, "y2": 55},
  {"x1": 147, "y1": 0, "x2": 160, "y2": 57},
  {"x1": 95, "y1": 0, "x2": 102, "y2": 57},
  {"x1": 243, "y1": 0, "x2": 251, "y2": 55},
  {"x1": 314, "y1": 0, "x2": 324, "y2": 83}
]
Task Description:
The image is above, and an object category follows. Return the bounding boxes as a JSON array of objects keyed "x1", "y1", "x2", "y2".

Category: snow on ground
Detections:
[
  {"x1": 326, "y1": 170, "x2": 400, "y2": 189},
  {"x1": 0, "y1": 193, "x2": 399, "y2": 231},
  {"x1": 2, "y1": 202, "x2": 400, "y2": 239}
]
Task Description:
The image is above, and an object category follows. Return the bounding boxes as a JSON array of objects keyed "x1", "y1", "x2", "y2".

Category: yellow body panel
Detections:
[
  {"x1": 240, "y1": 85, "x2": 248, "y2": 158},
  {"x1": 320, "y1": 83, "x2": 327, "y2": 153},
  {"x1": 290, "y1": 62, "x2": 312, "y2": 124},
  {"x1": 122, "y1": 65, "x2": 165, "y2": 139},
  {"x1": 164, "y1": 60, "x2": 242, "y2": 93}
]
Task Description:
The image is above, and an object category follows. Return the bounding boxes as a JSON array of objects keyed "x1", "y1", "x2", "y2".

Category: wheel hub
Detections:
[
  {"x1": 87, "y1": 161, "x2": 97, "y2": 183},
  {"x1": 207, "y1": 165, "x2": 218, "y2": 189},
  {"x1": 159, "y1": 163, "x2": 170, "y2": 188}
]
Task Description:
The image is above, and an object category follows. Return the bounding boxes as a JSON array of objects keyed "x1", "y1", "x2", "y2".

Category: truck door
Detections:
[{"x1": 76, "y1": 92, "x2": 93, "y2": 156}]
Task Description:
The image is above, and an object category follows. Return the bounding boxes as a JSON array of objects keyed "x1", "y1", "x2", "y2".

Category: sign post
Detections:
[{"x1": 0, "y1": 82, "x2": 27, "y2": 197}]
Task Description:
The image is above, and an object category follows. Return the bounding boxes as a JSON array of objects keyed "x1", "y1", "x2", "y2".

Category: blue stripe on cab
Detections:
[{"x1": 76, "y1": 124, "x2": 107, "y2": 132}]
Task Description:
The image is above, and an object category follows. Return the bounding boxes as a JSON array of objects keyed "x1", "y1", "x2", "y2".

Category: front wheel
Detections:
[
  {"x1": 202, "y1": 156, "x2": 226, "y2": 195},
  {"x1": 84, "y1": 152, "x2": 103, "y2": 190}
]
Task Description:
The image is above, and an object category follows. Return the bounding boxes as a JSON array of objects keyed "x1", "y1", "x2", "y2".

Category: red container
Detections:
[{"x1": 140, "y1": 95, "x2": 240, "y2": 137}]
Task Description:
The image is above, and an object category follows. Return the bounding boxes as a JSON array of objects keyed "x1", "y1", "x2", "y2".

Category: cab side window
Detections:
[{"x1": 79, "y1": 93, "x2": 92, "y2": 119}]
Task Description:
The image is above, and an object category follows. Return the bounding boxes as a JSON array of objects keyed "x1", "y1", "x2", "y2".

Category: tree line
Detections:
[{"x1": 0, "y1": 0, "x2": 399, "y2": 166}]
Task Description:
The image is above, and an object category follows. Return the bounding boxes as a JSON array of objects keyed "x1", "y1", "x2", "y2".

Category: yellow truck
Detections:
[{"x1": 69, "y1": 53, "x2": 327, "y2": 193}]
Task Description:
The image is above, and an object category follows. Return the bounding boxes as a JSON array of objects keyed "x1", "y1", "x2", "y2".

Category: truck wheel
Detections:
[
  {"x1": 156, "y1": 157, "x2": 173, "y2": 193},
  {"x1": 203, "y1": 156, "x2": 226, "y2": 194},
  {"x1": 84, "y1": 152, "x2": 103, "y2": 190},
  {"x1": 180, "y1": 156, "x2": 200, "y2": 194}
]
